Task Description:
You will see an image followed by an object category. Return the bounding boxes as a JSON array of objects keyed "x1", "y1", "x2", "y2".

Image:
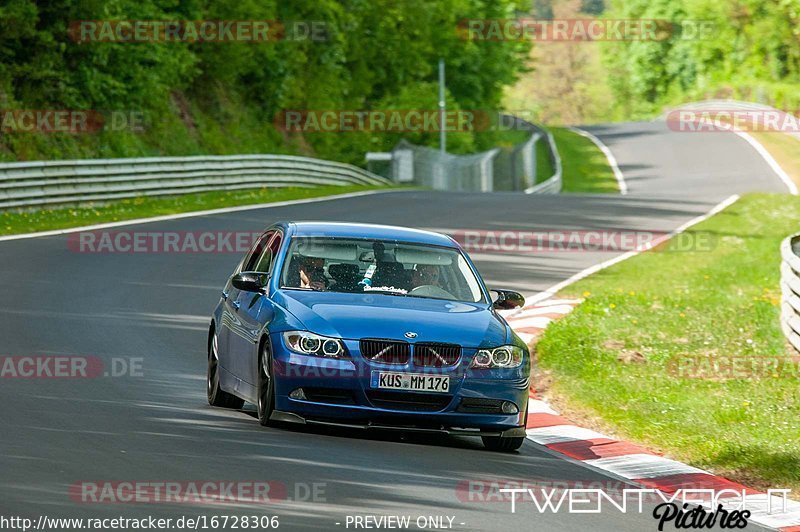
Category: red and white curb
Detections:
[
  {"x1": 506, "y1": 300, "x2": 800, "y2": 531},
  {"x1": 501, "y1": 298, "x2": 581, "y2": 344},
  {"x1": 524, "y1": 393, "x2": 800, "y2": 531}
]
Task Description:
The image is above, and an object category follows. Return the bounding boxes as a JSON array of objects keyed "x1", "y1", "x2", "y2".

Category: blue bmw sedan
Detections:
[{"x1": 208, "y1": 222, "x2": 530, "y2": 451}]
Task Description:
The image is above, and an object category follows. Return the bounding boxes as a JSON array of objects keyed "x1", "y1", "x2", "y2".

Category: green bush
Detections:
[
  {"x1": 0, "y1": 0, "x2": 531, "y2": 163},
  {"x1": 603, "y1": 0, "x2": 800, "y2": 118}
]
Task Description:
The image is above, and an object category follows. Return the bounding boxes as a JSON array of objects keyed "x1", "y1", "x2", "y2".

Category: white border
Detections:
[
  {"x1": 567, "y1": 126, "x2": 628, "y2": 195},
  {"x1": 0, "y1": 190, "x2": 391, "y2": 243},
  {"x1": 518, "y1": 194, "x2": 741, "y2": 308},
  {"x1": 734, "y1": 131, "x2": 799, "y2": 195}
]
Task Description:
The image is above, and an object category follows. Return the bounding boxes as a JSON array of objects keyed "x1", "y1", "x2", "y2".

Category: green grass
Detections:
[
  {"x1": 0, "y1": 185, "x2": 392, "y2": 236},
  {"x1": 536, "y1": 193, "x2": 800, "y2": 491},
  {"x1": 550, "y1": 127, "x2": 619, "y2": 193},
  {"x1": 752, "y1": 132, "x2": 800, "y2": 190}
]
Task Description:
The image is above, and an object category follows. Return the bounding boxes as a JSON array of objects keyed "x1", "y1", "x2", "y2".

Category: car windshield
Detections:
[{"x1": 280, "y1": 237, "x2": 485, "y2": 303}]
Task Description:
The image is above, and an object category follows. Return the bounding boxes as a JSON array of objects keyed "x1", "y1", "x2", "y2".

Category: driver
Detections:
[
  {"x1": 411, "y1": 264, "x2": 440, "y2": 288},
  {"x1": 298, "y1": 256, "x2": 326, "y2": 291}
]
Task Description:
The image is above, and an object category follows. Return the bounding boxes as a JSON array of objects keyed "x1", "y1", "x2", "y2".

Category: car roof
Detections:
[{"x1": 286, "y1": 222, "x2": 458, "y2": 248}]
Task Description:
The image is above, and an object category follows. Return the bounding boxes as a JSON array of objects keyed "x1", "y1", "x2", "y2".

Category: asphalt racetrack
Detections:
[{"x1": 0, "y1": 121, "x2": 788, "y2": 530}]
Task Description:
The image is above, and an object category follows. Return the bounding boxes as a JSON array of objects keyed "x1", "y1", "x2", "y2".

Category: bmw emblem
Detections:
[{"x1": 404, "y1": 331, "x2": 418, "y2": 339}]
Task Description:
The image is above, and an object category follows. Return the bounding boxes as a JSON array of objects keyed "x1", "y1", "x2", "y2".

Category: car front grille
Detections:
[
  {"x1": 360, "y1": 339, "x2": 410, "y2": 365},
  {"x1": 365, "y1": 390, "x2": 452, "y2": 412},
  {"x1": 414, "y1": 343, "x2": 461, "y2": 368}
]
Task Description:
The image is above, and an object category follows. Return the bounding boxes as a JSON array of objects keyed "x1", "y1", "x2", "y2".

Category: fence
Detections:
[
  {"x1": 780, "y1": 233, "x2": 800, "y2": 353},
  {"x1": 0, "y1": 154, "x2": 391, "y2": 210},
  {"x1": 391, "y1": 140, "x2": 499, "y2": 192},
  {"x1": 501, "y1": 114, "x2": 562, "y2": 194},
  {"x1": 492, "y1": 132, "x2": 541, "y2": 191},
  {"x1": 372, "y1": 114, "x2": 561, "y2": 194}
]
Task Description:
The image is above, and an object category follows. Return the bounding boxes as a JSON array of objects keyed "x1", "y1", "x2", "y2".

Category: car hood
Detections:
[{"x1": 273, "y1": 290, "x2": 509, "y2": 348}]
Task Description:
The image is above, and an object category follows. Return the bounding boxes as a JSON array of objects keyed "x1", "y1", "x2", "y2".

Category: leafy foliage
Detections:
[
  {"x1": 603, "y1": 0, "x2": 800, "y2": 117},
  {"x1": 0, "y1": 0, "x2": 530, "y2": 162}
]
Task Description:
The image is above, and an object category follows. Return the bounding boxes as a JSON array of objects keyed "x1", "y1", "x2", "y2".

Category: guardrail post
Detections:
[{"x1": 780, "y1": 233, "x2": 800, "y2": 354}]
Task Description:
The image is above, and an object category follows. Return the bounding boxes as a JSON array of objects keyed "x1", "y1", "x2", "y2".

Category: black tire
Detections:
[
  {"x1": 257, "y1": 339, "x2": 275, "y2": 426},
  {"x1": 481, "y1": 435, "x2": 526, "y2": 452},
  {"x1": 207, "y1": 329, "x2": 244, "y2": 409}
]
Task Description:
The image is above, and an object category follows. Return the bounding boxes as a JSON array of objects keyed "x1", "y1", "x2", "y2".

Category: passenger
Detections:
[
  {"x1": 298, "y1": 256, "x2": 327, "y2": 290},
  {"x1": 411, "y1": 264, "x2": 440, "y2": 288}
]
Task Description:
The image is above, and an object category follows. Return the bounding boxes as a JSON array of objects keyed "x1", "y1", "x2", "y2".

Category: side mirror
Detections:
[
  {"x1": 231, "y1": 272, "x2": 269, "y2": 293},
  {"x1": 492, "y1": 289, "x2": 525, "y2": 310}
]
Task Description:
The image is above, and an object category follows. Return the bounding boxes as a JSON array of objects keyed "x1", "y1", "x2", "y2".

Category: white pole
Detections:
[{"x1": 438, "y1": 58, "x2": 446, "y2": 154}]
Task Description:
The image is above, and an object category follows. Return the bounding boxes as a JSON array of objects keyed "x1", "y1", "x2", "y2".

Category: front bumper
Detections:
[
  {"x1": 268, "y1": 410, "x2": 528, "y2": 438},
  {"x1": 270, "y1": 334, "x2": 530, "y2": 435}
]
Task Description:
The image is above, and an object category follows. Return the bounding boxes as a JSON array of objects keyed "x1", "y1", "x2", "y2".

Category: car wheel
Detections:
[
  {"x1": 207, "y1": 330, "x2": 244, "y2": 409},
  {"x1": 257, "y1": 339, "x2": 275, "y2": 426},
  {"x1": 481, "y1": 435, "x2": 525, "y2": 452}
]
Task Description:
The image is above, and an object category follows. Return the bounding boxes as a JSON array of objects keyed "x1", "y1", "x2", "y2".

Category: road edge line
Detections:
[
  {"x1": 567, "y1": 126, "x2": 628, "y2": 195},
  {"x1": 0, "y1": 189, "x2": 396, "y2": 243},
  {"x1": 514, "y1": 193, "x2": 741, "y2": 310},
  {"x1": 733, "y1": 131, "x2": 799, "y2": 195}
]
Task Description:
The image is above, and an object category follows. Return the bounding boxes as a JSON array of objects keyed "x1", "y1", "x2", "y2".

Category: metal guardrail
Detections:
[
  {"x1": 499, "y1": 115, "x2": 561, "y2": 195},
  {"x1": 0, "y1": 154, "x2": 391, "y2": 209},
  {"x1": 780, "y1": 233, "x2": 800, "y2": 353},
  {"x1": 525, "y1": 130, "x2": 562, "y2": 194},
  {"x1": 373, "y1": 114, "x2": 561, "y2": 194}
]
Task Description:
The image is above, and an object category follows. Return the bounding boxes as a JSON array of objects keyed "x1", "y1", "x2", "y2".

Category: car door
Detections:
[
  {"x1": 229, "y1": 230, "x2": 282, "y2": 389},
  {"x1": 221, "y1": 230, "x2": 274, "y2": 384},
  {"x1": 215, "y1": 272, "x2": 236, "y2": 389}
]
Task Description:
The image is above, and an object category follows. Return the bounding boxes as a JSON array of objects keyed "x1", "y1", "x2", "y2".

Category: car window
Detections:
[
  {"x1": 243, "y1": 230, "x2": 274, "y2": 272},
  {"x1": 457, "y1": 254, "x2": 483, "y2": 302},
  {"x1": 280, "y1": 237, "x2": 486, "y2": 303},
  {"x1": 254, "y1": 231, "x2": 283, "y2": 274}
]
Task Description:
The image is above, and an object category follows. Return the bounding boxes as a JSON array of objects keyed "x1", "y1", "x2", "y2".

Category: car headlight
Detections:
[
  {"x1": 470, "y1": 345, "x2": 524, "y2": 369},
  {"x1": 283, "y1": 331, "x2": 348, "y2": 358}
]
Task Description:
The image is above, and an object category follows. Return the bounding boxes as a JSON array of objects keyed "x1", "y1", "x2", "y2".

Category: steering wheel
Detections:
[{"x1": 409, "y1": 285, "x2": 455, "y2": 299}]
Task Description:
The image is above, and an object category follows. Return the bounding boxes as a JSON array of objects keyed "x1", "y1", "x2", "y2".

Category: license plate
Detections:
[{"x1": 371, "y1": 371, "x2": 450, "y2": 393}]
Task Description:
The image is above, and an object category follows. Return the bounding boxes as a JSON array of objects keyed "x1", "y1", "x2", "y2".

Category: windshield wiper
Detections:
[
  {"x1": 362, "y1": 288, "x2": 409, "y2": 297},
  {"x1": 282, "y1": 286, "x2": 323, "y2": 292}
]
